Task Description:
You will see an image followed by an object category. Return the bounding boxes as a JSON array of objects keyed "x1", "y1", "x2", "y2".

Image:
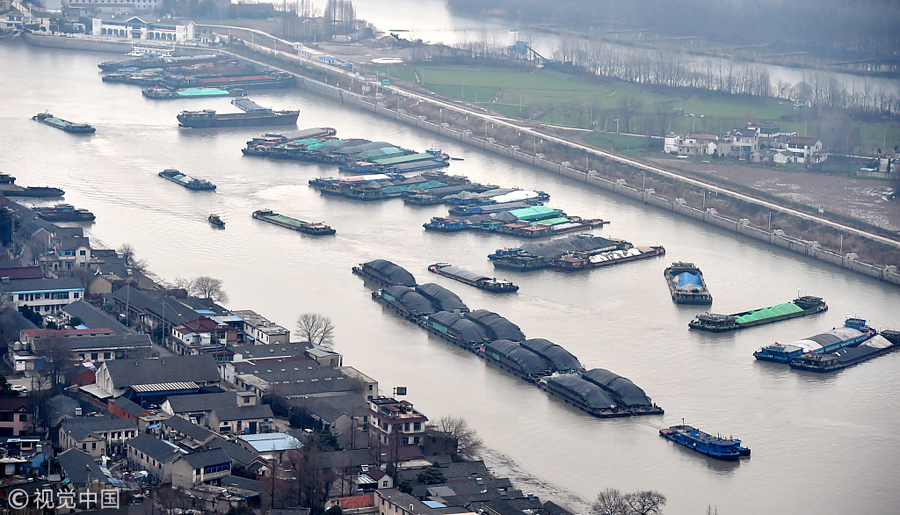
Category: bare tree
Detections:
[
  {"x1": 625, "y1": 491, "x2": 667, "y2": 515},
  {"x1": 189, "y1": 276, "x2": 229, "y2": 303},
  {"x1": 426, "y1": 415, "x2": 483, "y2": 460},
  {"x1": 296, "y1": 313, "x2": 335, "y2": 347},
  {"x1": 38, "y1": 335, "x2": 74, "y2": 394},
  {"x1": 118, "y1": 244, "x2": 147, "y2": 272},
  {"x1": 287, "y1": 444, "x2": 334, "y2": 514},
  {"x1": 592, "y1": 488, "x2": 628, "y2": 515}
]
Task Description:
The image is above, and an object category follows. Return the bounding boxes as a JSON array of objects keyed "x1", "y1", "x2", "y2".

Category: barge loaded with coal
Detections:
[
  {"x1": 252, "y1": 209, "x2": 335, "y2": 235},
  {"x1": 353, "y1": 259, "x2": 663, "y2": 418},
  {"x1": 689, "y1": 296, "x2": 828, "y2": 332},
  {"x1": 32, "y1": 112, "x2": 95, "y2": 134},
  {"x1": 660, "y1": 423, "x2": 750, "y2": 461},
  {"x1": 550, "y1": 244, "x2": 665, "y2": 271},
  {"x1": 177, "y1": 98, "x2": 298, "y2": 128},
  {"x1": 489, "y1": 234, "x2": 663, "y2": 272},
  {"x1": 664, "y1": 262, "x2": 712, "y2": 305},
  {"x1": 753, "y1": 317, "x2": 876, "y2": 363},
  {"x1": 789, "y1": 330, "x2": 900, "y2": 373},
  {"x1": 428, "y1": 263, "x2": 518, "y2": 293}
]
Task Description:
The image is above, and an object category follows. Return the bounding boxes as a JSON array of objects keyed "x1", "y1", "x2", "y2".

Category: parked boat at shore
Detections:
[
  {"x1": 489, "y1": 234, "x2": 623, "y2": 272},
  {"x1": 0, "y1": 174, "x2": 64, "y2": 198},
  {"x1": 753, "y1": 317, "x2": 876, "y2": 363},
  {"x1": 32, "y1": 112, "x2": 95, "y2": 134},
  {"x1": 428, "y1": 263, "x2": 519, "y2": 293},
  {"x1": 252, "y1": 209, "x2": 335, "y2": 235},
  {"x1": 664, "y1": 262, "x2": 712, "y2": 305},
  {"x1": 142, "y1": 86, "x2": 247, "y2": 99},
  {"x1": 659, "y1": 423, "x2": 750, "y2": 461},
  {"x1": 33, "y1": 204, "x2": 95, "y2": 222},
  {"x1": 790, "y1": 330, "x2": 900, "y2": 373},
  {"x1": 689, "y1": 296, "x2": 828, "y2": 332},
  {"x1": 158, "y1": 169, "x2": 216, "y2": 191}
]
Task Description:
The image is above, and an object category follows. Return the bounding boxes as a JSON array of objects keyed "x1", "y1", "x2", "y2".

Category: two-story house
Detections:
[
  {"x1": 94, "y1": 354, "x2": 221, "y2": 398},
  {"x1": 367, "y1": 397, "x2": 428, "y2": 465},
  {"x1": 170, "y1": 448, "x2": 232, "y2": 488},
  {"x1": 786, "y1": 137, "x2": 825, "y2": 163},
  {"x1": 0, "y1": 277, "x2": 84, "y2": 314},
  {"x1": 126, "y1": 433, "x2": 185, "y2": 484},
  {"x1": 58, "y1": 415, "x2": 139, "y2": 457},
  {"x1": 0, "y1": 397, "x2": 31, "y2": 437},
  {"x1": 230, "y1": 310, "x2": 291, "y2": 344}
]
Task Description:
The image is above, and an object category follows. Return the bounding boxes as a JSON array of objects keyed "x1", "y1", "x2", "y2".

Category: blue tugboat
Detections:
[
  {"x1": 423, "y1": 217, "x2": 468, "y2": 232},
  {"x1": 659, "y1": 422, "x2": 750, "y2": 461}
]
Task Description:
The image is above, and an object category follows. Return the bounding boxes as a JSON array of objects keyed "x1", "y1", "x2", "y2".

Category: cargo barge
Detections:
[
  {"x1": 99, "y1": 53, "x2": 221, "y2": 72},
  {"x1": 789, "y1": 331, "x2": 900, "y2": 373},
  {"x1": 428, "y1": 263, "x2": 518, "y2": 293},
  {"x1": 252, "y1": 209, "x2": 335, "y2": 235},
  {"x1": 32, "y1": 113, "x2": 95, "y2": 134},
  {"x1": 142, "y1": 86, "x2": 246, "y2": 99},
  {"x1": 357, "y1": 260, "x2": 662, "y2": 419},
  {"x1": 0, "y1": 174, "x2": 64, "y2": 198},
  {"x1": 664, "y1": 262, "x2": 712, "y2": 305},
  {"x1": 753, "y1": 318, "x2": 876, "y2": 363},
  {"x1": 489, "y1": 234, "x2": 624, "y2": 272},
  {"x1": 177, "y1": 98, "x2": 298, "y2": 128},
  {"x1": 158, "y1": 169, "x2": 216, "y2": 191},
  {"x1": 550, "y1": 245, "x2": 666, "y2": 271},
  {"x1": 33, "y1": 204, "x2": 95, "y2": 222},
  {"x1": 689, "y1": 296, "x2": 828, "y2": 332},
  {"x1": 659, "y1": 423, "x2": 750, "y2": 461}
]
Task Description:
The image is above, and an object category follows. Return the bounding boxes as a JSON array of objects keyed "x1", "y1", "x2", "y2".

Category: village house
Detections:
[
  {"x1": 368, "y1": 397, "x2": 428, "y2": 465},
  {"x1": 0, "y1": 397, "x2": 31, "y2": 437},
  {"x1": 0, "y1": 277, "x2": 84, "y2": 314},
  {"x1": 93, "y1": 354, "x2": 221, "y2": 398},
  {"x1": 170, "y1": 447, "x2": 232, "y2": 488},
  {"x1": 126, "y1": 433, "x2": 185, "y2": 483},
  {"x1": 374, "y1": 489, "x2": 476, "y2": 515},
  {"x1": 786, "y1": 136, "x2": 825, "y2": 163},
  {"x1": 58, "y1": 415, "x2": 139, "y2": 457},
  {"x1": 161, "y1": 391, "x2": 257, "y2": 426},
  {"x1": 229, "y1": 309, "x2": 291, "y2": 344}
]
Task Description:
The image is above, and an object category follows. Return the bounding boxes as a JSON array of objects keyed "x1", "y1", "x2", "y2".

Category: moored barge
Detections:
[
  {"x1": 252, "y1": 209, "x2": 335, "y2": 235},
  {"x1": 753, "y1": 317, "x2": 876, "y2": 363},
  {"x1": 33, "y1": 204, "x2": 95, "y2": 222},
  {"x1": 789, "y1": 330, "x2": 900, "y2": 373},
  {"x1": 689, "y1": 296, "x2": 828, "y2": 332},
  {"x1": 659, "y1": 423, "x2": 750, "y2": 461},
  {"x1": 664, "y1": 262, "x2": 712, "y2": 305},
  {"x1": 428, "y1": 263, "x2": 518, "y2": 293},
  {"x1": 550, "y1": 245, "x2": 665, "y2": 271},
  {"x1": 32, "y1": 112, "x2": 95, "y2": 134}
]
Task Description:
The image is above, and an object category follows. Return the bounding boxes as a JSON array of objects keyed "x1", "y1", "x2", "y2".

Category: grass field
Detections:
[{"x1": 373, "y1": 63, "x2": 899, "y2": 153}]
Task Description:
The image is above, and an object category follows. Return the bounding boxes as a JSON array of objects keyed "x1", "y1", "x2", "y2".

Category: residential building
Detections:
[
  {"x1": 233, "y1": 362, "x2": 361, "y2": 399},
  {"x1": 62, "y1": 299, "x2": 132, "y2": 335},
  {"x1": 59, "y1": 415, "x2": 139, "y2": 457},
  {"x1": 237, "y1": 433, "x2": 301, "y2": 463},
  {"x1": 90, "y1": 15, "x2": 196, "y2": 43},
  {"x1": 108, "y1": 396, "x2": 151, "y2": 421},
  {"x1": 94, "y1": 354, "x2": 221, "y2": 398},
  {"x1": 209, "y1": 403, "x2": 273, "y2": 436},
  {"x1": 170, "y1": 447, "x2": 232, "y2": 488},
  {"x1": 161, "y1": 391, "x2": 257, "y2": 427},
  {"x1": 157, "y1": 415, "x2": 220, "y2": 451},
  {"x1": 56, "y1": 448, "x2": 115, "y2": 488},
  {"x1": 727, "y1": 128, "x2": 760, "y2": 156},
  {"x1": 0, "y1": 397, "x2": 31, "y2": 437},
  {"x1": 230, "y1": 309, "x2": 291, "y2": 344},
  {"x1": 374, "y1": 489, "x2": 475, "y2": 515},
  {"x1": 126, "y1": 433, "x2": 185, "y2": 483},
  {"x1": 170, "y1": 316, "x2": 236, "y2": 355},
  {"x1": 367, "y1": 397, "x2": 427, "y2": 465},
  {"x1": 786, "y1": 137, "x2": 825, "y2": 163},
  {"x1": 0, "y1": 277, "x2": 84, "y2": 314}
]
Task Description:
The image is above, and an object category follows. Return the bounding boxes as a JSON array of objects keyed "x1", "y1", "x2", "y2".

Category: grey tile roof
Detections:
[
  {"x1": 36, "y1": 333, "x2": 152, "y2": 352},
  {"x1": 63, "y1": 300, "x2": 132, "y2": 335},
  {"x1": 104, "y1": 354, "x2": 220, "y2": 388},
  {"x1": 0, "y1": 277, "x2": 83, "y2": 293},
  {"x1": 219, "y1": 474, "x2": 262, "y2": 492},
  {"x1": 127, "y1": 433, "x2": 184, "y2": 464},
  {"x1": 205, "y1": 438, "x2": 259, "y2": 466},
  {"x1": 60, "y1": 415, "x2": 138, "y2": 441},
  {"x1": 162, "y1": 415, "x2": 217, "y2": 443},
  {"x1": 57, "y1": 448, "x2": 110, "y2": 486},
  {"x1": 109, "y1": 396, "x2": 148, "y2": 418},
  {"x1": 213, "y1": 403, "x2": 273, "y2": 422},
  {"x1": 166, "y1": 391, "x2": 236, "y2": 414},
  {"x1": 181, "y1": 447, "x2": 231, "y2": 469},
  {"x1": 288, "y1": 394, "x2": 368, "y2": 424}
]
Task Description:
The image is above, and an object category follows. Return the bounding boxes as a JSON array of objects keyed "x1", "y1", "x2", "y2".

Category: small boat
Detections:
[
  {"x1": 429, "y1": 263, "x2": 518, "y2": 293},
  {"x1": 659, "y1": 422, "x2": 750, "y2": 461},
  {"x1": 664, "y1": 262, "x2": 712, "y2": 305},
  {"x1": 208, "y1": 214, "x2": 225, "y2": 227},
  {"x1": 158, "y1": 169, "x2": 216, "y2": 191}
]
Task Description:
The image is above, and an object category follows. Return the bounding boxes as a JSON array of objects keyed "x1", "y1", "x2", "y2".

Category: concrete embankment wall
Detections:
[
  {"x1": 294, "y1": 68, "x2": 900, "y2": 288},
  {"x1": 21, "y1": 31, "x2": 133, "y2": 53}
]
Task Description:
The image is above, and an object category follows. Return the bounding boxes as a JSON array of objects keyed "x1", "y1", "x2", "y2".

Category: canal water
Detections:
[{"x1": 0, "y1": 43, "x2": 898, "y2": 514}]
